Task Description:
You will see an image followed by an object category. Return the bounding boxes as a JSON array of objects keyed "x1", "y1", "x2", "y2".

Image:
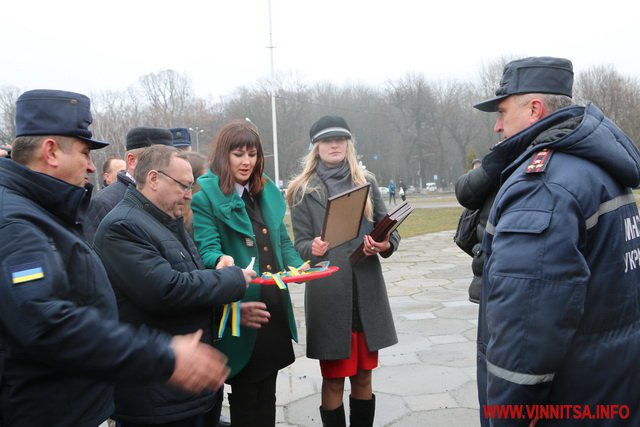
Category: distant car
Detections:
[
  {"x1": 406, "y1": 185, "x2": 416, "y2": 194},
  {"x1": 379, "y1": 187, "x2": 389, "y2": 195},
  {"x1": 425, "y1": 182, "x2": 437, "y2": 192}
]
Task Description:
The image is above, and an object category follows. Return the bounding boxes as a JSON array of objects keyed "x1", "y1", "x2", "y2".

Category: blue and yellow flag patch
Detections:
[{"x1": 11, "y1": 262, "x2": 45, "y2": 285}]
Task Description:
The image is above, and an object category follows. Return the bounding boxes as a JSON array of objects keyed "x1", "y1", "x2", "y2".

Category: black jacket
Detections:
[
  {"x1": 94, "y1": 187, "x2": 246, "y2": 423},
  {"x1": 455, "y1": 164, "x2": 498, "y2": 283},
  {"x1": 0, "y1": 159, "x2": 174, "y2": 427},
  {"x1": 84, "y1": 171, "x2": 134, "y2": 244}
]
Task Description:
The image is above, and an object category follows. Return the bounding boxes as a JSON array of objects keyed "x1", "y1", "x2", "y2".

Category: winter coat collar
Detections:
[
  {"x1": 501, "y1": 103, "x2": 640, "y2": 188},
  {"x1": 123, "y1": 186, "x2": 182, "y2": 232},
  {"x1": 0, "y1": 158, "x2": 92, "y2": 226},
  {"x1": 196, "y1": 171, "x2": 286, "y2": 235}
]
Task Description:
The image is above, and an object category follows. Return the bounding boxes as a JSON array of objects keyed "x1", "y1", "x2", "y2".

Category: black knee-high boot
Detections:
[
  {"x1": 320, "y1": 404, "x2": 346, "y2": 427},
  {"x1": 349, "y1": 394, "x2": 375, "y2": 427}
]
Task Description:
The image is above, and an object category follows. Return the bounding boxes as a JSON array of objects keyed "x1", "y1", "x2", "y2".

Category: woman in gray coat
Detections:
[{"x1": 287, "y1": 116, "x2": 399, "y2": 427}]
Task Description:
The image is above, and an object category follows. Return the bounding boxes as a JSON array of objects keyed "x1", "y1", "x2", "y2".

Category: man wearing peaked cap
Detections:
[
  {"x1": 84, "y1": 127, "x2": 173, "y2": 243},
  {"x1": 170, "y1": 127, "x2": 193, "y2": 151},
  {"x1": 14, "y1": 88, "x2": 110, "y2": 150},
  {"x1": 473, "y1": 58, "x2": 640, "y2": 426},
  {"x1": 0, "y1": 90, "x2": 229, "y2": 427},
  {"x1": 473, "y1": 56, "x2": 574, "y2": 112}
]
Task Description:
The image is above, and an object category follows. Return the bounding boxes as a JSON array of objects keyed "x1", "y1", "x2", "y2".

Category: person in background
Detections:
[
  {"x1": 191, "y1": 120, "x2": 304, "y2": 427},
  {"x1": 171, "y1": 127, "x2": 193, "y2": 152},
  {"x1": 102, "y1": 157, "x2": 126, "y2": 187},
  {"x1": 398, "y1": 178, "x2": 407, "y2": 202},
  {"x1": 387, "y1": 179, "x2": 396, "y2": 205},
  {"x1": 475, "y1": 57, "x2": 640, "y2": 426},
  {"x1": 455, "y1": 156, "x2": 496, "y2": 304},
  {"x1": 0, "y1": 89, "x2": 228, "y2": 427},
  {"x1": 182, "y1": 151, "x2": 207, "y2": 237},
  {"x1": 94, "y1": 145, "x2": 254, "y2": 427},
  {"x1": 287, "y1": 115, "x2": 399, "y2": 427},
  {"x1": 0, "y1": 145, "x2": 11, "y2": 158},
  {"x1": 84, "y1": 127, "x2": 173, "y2": 244}
]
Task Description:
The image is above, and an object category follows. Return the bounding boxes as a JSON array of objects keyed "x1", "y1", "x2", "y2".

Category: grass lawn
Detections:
[{"x1": 396, "y1": 207, "x2": 463, "y2": 237}]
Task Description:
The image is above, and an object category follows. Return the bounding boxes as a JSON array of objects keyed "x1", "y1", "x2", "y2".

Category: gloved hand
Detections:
[{"x1": 481, "y1": 145, "x2": 510, "y2": 181}]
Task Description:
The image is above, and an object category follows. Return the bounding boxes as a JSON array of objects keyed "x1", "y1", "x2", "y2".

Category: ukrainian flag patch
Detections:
[{"x1": 11, "y1": 262, "x2": 45, "y2": 285}]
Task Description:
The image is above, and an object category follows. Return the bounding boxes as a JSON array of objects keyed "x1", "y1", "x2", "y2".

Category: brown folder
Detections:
[{"x1": 350, "y1": 201, "x2": 414, "y2": 265}]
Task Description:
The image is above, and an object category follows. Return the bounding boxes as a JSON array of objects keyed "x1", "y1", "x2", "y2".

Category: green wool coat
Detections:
[{"x1": 190, "y1": 171, "x2": 303, "y2": 377}]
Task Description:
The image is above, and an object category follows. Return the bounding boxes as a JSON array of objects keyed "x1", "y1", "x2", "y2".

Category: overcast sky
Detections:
[{"x1": 3, "y1": 0, "x2": 639, "y2": 100}]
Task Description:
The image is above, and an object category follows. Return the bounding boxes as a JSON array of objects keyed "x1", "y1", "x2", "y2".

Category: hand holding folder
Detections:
[{"x1": 350, "y1": 201, "x2": 413, "y2": 265}]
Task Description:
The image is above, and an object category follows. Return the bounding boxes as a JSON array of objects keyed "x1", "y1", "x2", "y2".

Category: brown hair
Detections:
[{"x1": 208, "y1": 120, "x2": 264, "y2": 196}]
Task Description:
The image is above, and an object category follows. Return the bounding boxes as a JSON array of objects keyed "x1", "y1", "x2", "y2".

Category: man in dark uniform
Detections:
[
  {"x1": 84, "y1": 127, "x2": 173, "y2": 244},
  {"x1": 94, "y1": 144, "x2": 255, "y2": 427},
  {"x1": 475, "y1": 58, "x2": 640, "y2": 426},
  {"x1": 0, "y1": 89, "x2": 231, "y2": 427}
]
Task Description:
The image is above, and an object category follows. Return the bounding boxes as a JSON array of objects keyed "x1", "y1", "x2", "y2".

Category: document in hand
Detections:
[
  {"x1": 321, "y1": 183, "x2": 371, "y2": 249},
  {"x1": 350, "y1": 201, "x2": 414, "y2": 265}
]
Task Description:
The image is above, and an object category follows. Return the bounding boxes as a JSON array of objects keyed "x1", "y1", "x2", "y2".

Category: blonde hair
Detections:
[{"x1": 286, "y1": 139, "x2": 373, "y2": 221}]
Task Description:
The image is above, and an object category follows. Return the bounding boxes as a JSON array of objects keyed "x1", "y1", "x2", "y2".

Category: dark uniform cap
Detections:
[
  {"x1": 309, "y1": 115, "x2": 352, "y2": 143},
  {"x1": 169, "y1": 127, "x2": 192, "y2": 148},
  {"x1": 474, "y1": 57, "x2": 574, "y2": 112},
  {"x1": 15, "y1": 89, "x2": 109, "y2": 150},
  {"x1": 126, "y1": 127, "x2": 173, "y2": 151}
]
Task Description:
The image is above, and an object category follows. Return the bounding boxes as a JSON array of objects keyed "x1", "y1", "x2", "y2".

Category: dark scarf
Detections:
[{"x1": 316, "y1": 160, "x2": 354, "y2": 197}]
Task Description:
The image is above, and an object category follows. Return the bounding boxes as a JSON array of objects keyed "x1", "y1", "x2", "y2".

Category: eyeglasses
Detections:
[{"x1": 158, "y1": 170, "x2": 194, "y2": 193}]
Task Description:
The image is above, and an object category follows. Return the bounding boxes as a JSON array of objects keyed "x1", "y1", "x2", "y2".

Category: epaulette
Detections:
[{"x1": 525, "y1": 148, "x2": 553, "y2": 174}]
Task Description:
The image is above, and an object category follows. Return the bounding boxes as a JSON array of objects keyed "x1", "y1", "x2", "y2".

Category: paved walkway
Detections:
[{"x1": 222, "y1": 230, "x2": 480, "y2": 426}]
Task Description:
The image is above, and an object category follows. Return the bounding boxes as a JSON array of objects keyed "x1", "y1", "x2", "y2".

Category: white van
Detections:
[{"x1": 425, "y1": 182, "x2": 437, "y2": 192}]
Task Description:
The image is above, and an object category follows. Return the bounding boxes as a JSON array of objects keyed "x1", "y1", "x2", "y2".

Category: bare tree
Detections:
[
  {"x1": 138, "y1": 70, "x2": 194, "y2": 127},
  {"x1": 0, "y1": 86, "x2": 21, "y2": 146},
  {"x1": 575, "y1": 65, "x2": 640, "y2": 144}
]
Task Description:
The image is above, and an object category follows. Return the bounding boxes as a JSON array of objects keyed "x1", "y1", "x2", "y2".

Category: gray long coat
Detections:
[{"x1": 290, "y1": 174, "x2": 399, "y2": 360}]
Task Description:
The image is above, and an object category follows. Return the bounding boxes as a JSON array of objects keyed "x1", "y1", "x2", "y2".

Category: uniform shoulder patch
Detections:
[
  {"x1": 10, "y1": 261, "x2": 45, "y2": 285},
  {"x1": 525, "y1": 148, "x2": 554, "y2": 174}
]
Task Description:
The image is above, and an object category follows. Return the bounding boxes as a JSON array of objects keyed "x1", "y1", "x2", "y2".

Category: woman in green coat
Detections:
[{"x1": 191, "y1": 120, "x2": 304, "y2": 427}]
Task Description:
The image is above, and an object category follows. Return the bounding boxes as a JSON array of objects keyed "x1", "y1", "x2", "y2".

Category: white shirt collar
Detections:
[{"x1": 234, "y1": 182, "x2": 250, "y2": 197}]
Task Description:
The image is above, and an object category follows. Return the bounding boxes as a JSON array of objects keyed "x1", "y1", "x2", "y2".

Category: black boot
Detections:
[
  {"x1": 349, "y1": 394, "x2": 375, "y2": 427},
  {"x1": 320, "y1": 404, "x2": 346, "y2": 427}
]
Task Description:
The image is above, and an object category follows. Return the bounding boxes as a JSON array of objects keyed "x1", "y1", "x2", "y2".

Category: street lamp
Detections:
[{"x1": 188, "y1": 127, "x2": 205, "y2": 153}]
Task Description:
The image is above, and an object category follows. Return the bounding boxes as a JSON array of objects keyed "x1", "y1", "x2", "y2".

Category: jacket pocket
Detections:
[{"x1": 495, "y1": 209, "x2": 551, "y2": 234}]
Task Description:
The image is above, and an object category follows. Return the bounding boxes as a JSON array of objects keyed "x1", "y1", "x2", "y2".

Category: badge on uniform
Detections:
[
  {"x1": 11, "y1": 262, "x2": 45, "y2": 285},
  {"x1": 245, "y1": 237, "x2": 254, "y2": 247},
  {"x1": 526, "y1": 148, "x2": 554, "y2": 174}
]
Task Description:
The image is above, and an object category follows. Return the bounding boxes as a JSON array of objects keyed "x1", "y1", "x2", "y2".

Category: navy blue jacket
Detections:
[
  {"x1": 0, "y1": 159, "x2": 174, "y2": 427},
  {"x1": 94, "y1": 187, "x2": 246, "y2": 423},
  {"x1": 478, "y1": 104, "x2": 640, "y2": 426}
]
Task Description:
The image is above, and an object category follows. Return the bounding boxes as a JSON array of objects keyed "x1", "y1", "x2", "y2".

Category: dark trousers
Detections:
[
  {"x1": 228, "y1": 372, "x2": 278, "y2": 427},
  {"x1": 116, "y1": 388, "x2": 222, "y2": 427}
]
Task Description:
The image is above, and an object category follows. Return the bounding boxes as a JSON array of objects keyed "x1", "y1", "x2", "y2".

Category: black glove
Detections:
[{"x1": 480, "y1": 146, "x2": 510, "y2": 181}]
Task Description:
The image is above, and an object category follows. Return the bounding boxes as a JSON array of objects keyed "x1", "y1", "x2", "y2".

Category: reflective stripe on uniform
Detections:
[
  {"x1": 487, "y1": 359, "x2": 554, "y2": 385},
  {"x1": 585, "y1": 192, "x2": 636, "y2": 230},
  {"x1": 486, "y1": 192, "x2": 635, "y2": 235}
]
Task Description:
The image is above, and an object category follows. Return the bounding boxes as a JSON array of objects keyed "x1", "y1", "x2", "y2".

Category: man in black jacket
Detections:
[
  {"x1": 84, "y1": 127, "x2": 173, "y2": 244},
  {"x1": 0, "y1": 89, "x2": 231, "y2": 427},
  {"x1": 94, "y1": 144, "x2": 255, "y2": 427}
]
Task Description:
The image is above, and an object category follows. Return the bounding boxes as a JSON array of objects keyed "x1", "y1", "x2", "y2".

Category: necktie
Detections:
[{"x1": 242, "y1": 188, "x2": 254, "y2": 210}]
